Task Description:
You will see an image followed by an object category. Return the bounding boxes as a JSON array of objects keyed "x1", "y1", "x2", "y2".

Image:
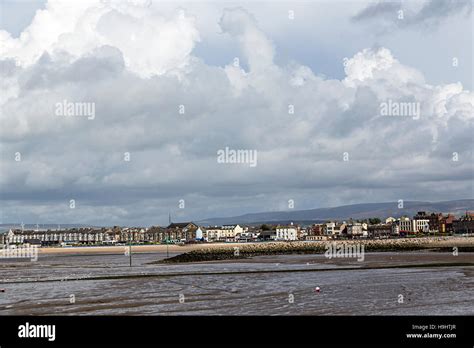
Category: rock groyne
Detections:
[{"x1": 156, "y1": 237, "x2": 474, "y2": 263}]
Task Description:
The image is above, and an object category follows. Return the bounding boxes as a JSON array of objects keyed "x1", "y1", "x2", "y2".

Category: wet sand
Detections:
[
  {"x1": 36, "y1": 243, "x2": 244, "y2": 255},
  {"x1": 0, "y1": 251, "x2": 473, "y2": 315}
]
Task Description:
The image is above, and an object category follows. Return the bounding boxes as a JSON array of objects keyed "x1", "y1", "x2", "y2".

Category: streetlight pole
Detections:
[{"x1": 129, "y1": 232, "x2": 132, "y2": 267}]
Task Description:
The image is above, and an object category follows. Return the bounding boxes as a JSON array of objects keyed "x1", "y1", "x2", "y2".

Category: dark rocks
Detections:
[{"x1": 156, "y1": 237, "x2": 474, "y2": 263}]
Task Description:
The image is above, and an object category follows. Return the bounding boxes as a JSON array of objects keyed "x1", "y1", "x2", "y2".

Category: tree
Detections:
[{"x1": 368, "y1": 218, "x2": 381, "y2": 225}]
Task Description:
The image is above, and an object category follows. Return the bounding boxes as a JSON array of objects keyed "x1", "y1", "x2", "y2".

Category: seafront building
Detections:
[
  {"x1": 0, "y1": 227, "x2": 150, "y2": 246},
  {"x1": 323, "y1": 222, "x2": 347, "y2": 237},
  {"x1": 367, "y1": 224, "x2": 393, "y2": 239},
  {"x1": 305, "y1": 224, "x2": 327, "y2": 241},
  {"x1": 165, "y1": 222, "x2": 199, "y2": 242},
  {"x1": 275, "y1": 223, "x2": 298, "y2": 241},
  {"x1": 397, "y1": 217, "x2": 412, "y2": 234},
  {"x1": 346, "y1": 223, "x2": 367, "y2": 238},
  {"x1": 205, "y1": 224, "x2": 244, "y2": 242},
  {"x1": 1, "y1": 211, "x2": 473, "y2": 247},
  {"x1": 452, "y1": 212, "x2": 474, "y2": 234}
]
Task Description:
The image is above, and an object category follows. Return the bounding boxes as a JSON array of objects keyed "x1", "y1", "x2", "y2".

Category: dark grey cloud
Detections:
[
  {"x1": 353, "y1": 0, "x2": 472, "y2": 27},
  {"x1": 352, "y1": 1, "x2": 400, "y2": 22}
]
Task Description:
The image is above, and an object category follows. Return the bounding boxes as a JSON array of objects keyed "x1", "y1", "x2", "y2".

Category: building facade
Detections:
[
  {"x1": 397, "y1": 217, "x2": 412, "y2": 233},
  {"x1": 276, "y1": 225, "x2": 298, "y2": 241},
  {"x1": 452, "y1": 213, "x2": 474, "y2": 234},
  {"x1": 4, "y1": 228, "x2": 115, "y2": 245},
  {"x1": 367, "y1": 224, "x2": 392, "y2": 239},
  {"x1": 165, "y1": 222, "x2": 199, "y2": 242},
  {"x1": 323, "y1": 222, "x2": 347, "y2": 238},
  {"x1": 346, "y1": 223, "x2": 366, "y2": 238},
  {"x1": 205, "y1": 225, "x2": 243, "y2": 242}
]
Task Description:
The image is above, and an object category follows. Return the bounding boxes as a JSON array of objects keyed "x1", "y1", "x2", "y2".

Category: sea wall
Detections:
[{"x1": 157, "y1": 237, "x2": 474, "y2": 263}]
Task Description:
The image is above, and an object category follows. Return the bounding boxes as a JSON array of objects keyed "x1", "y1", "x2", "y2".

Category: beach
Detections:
[
  {"x1": 0, "y1": 236, "x2": 473, "y2": 315},
  {"x1": 34, "y1": 242, "x2": 247, "y2": 256},
  {"x1": 0, "y1": 250, "x2": 473, "y2": 315}
]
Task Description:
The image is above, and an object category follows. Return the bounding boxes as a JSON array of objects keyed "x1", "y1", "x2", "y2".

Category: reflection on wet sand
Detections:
[{"x1": 0, "y1": 252, "x2": 473, "y2": 315}]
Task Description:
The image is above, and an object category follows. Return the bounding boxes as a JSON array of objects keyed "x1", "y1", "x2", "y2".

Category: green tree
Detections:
[{"x1": 368, "y1": 218, "x2": 381, "y2": 225}]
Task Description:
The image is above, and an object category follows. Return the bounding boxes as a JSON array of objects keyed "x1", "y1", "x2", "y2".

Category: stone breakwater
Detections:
[{"x1": 157, "y1": 237, "x2": 474, "y2": 263}]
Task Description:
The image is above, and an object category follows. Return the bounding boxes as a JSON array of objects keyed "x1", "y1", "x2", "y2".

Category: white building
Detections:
[
  {"x1": 205, "y1": 228, "x2": 223, "y2": 241},
  {"x1": 324, "y1": 222, "x2": 336, "y2": 236},
  {"x1": 205, "y1": 225, "x2": 243, "y2": 241},
  {"x1": 276, "y1": 224, "x2": 298, "y2": 241},
  {"x1": 324, "y1": 222, "x2": 347, "y2": 237},
  {"x1": 4, "y1": 228, "x2": 110, "y2": 245},
  {"x1": 3, "y1": 227, "x2": 152, "y2": 245},
  {"x1": 412, "y1": 219, "x2": 430, "y2": 233},
  {"x1": 222, "y1": 225, "x2": 243, "y2": 237},
  {"x1": 236, "y1": 231, "x2": 259, "y2": 242},
  {"x1": 397, "y1": 217, "x2": 412, "y2": 233}
]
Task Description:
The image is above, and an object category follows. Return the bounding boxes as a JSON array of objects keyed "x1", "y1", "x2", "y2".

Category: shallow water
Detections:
[{"x1": 0, "y1": 252, "x2": 473, "y2": 315}]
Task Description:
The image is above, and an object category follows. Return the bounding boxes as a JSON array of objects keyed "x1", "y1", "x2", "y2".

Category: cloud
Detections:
[
  {"x1": 0, "y1": 2, "x2": 473, "y2": 226},
  {"x1": 0, "y1": 0, "x2": 200, "y2": 77},
  {"x1": 352, "y1": 1, "x2": 401, "y2": 22},
  {"x1": 219, "y1": 7, "x2": 275, "y2": 72},
  {"x1": 352, "y1": 0, "x2": 472, "y2": 28},
  {"x1": 343, "y1": 47, "x2": 425, "y2": 88}
]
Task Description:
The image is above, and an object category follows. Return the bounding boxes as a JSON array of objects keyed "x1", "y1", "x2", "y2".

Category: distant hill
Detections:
[{"x1": 197, "y1": 199, "x2": 474, "y2": 226}]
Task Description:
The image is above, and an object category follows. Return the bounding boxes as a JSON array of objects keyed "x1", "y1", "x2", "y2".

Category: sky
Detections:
[{"x1": 0, "y1": 0, "x2": 473, "y2": 226}]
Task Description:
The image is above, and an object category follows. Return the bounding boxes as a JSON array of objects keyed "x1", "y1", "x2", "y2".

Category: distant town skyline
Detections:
[{"x1": 1, "y1": 0, "x2": 473, "y2": 226}]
